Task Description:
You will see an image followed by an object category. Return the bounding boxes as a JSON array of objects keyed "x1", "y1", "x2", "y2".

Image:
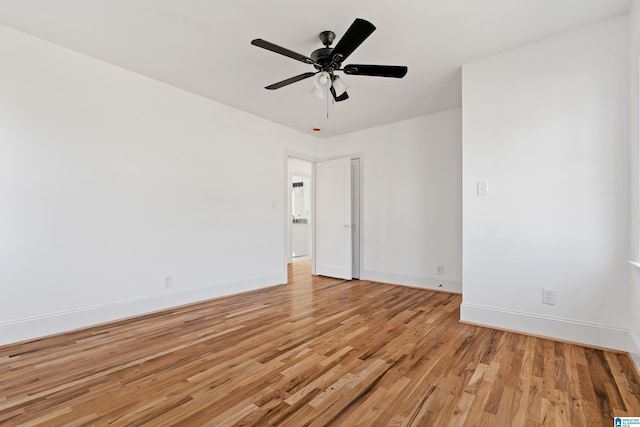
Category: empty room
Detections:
[{"x1": 2, "y1": 0, "x2": 640, "y2": 425}]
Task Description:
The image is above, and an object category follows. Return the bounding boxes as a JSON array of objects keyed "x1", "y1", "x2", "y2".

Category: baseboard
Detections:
[
  {"x1": 460, "y1": 302, "x2": 639, "y2": 353},
  {"x1": 629, "y1": 329, "x2": 640, "y2": 372},
  {"x1": 362, "y1": 270, "x2": 462, "y2": 293},
  {"x1": 0, "y1": 274, "x2": 283, "y2": 347}
]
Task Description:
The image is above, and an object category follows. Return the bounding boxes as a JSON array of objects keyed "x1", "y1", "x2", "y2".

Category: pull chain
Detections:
[{"x1": 326, "y1": 87, "x2": 329, "y2": 119}]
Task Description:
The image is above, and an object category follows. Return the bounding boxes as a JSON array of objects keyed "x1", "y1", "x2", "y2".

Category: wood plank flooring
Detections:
[{"x1": 1, "y1": 261, "x2": 640, "y2": 426}]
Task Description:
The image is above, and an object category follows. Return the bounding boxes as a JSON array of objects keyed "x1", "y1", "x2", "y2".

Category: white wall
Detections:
[
  {"x1": 0, "y1": 25, "x2": 319, "y2": 345},
  {"x1": 461, "y1": 16, "x2": 632, "y2": 351},
  {"x1": 289, "y1": 158, "x2": 312, "y2": 176},
  {"x1": 321, "y1": 110, "x2": 462, "y2": 292}
]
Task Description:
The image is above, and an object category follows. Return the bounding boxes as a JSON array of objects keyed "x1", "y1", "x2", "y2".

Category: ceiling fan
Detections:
[{"x1": 251, "y1": 18, "x2": 408, "y2": 102}]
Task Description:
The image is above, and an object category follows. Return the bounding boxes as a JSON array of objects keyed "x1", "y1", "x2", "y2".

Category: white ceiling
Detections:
[{"x1": 0, "y1": 0, "x2": 632, "y2": 138}]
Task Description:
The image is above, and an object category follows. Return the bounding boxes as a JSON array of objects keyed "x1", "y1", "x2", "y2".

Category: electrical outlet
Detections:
[
  {"x1": 437, "y1": 266, "x2": 444, "y2": 275},
  {"x1": 542, "y1": 288, "x2": 555, "y2": 305},
  {"x1": 164, "y1": 276, "x2": 173, "y2": 289}
]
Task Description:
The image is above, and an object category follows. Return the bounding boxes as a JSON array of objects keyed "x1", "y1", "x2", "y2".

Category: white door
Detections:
[{"x1": 315, "y1": 157, "x2": 352, "y2": 280}]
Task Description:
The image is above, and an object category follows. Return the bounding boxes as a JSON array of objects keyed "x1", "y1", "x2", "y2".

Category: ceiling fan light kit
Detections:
[
  {"x1": 311, "y1": 85, "x2": 325, "y2": 99},
  {"x1": 332, "y1": 76, "x2": 349, "y2": 97},
  {"x1": 311, "y1": 71, "x2": 334, "y2": 100},
  {"x1": 251, "y1": 18, "x2": 407, "y2": 103}
]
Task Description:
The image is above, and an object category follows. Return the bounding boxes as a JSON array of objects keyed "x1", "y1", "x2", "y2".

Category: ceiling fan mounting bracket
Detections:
[{"x1": 319, "y1": 30, "x2": 335, "y2": 47}]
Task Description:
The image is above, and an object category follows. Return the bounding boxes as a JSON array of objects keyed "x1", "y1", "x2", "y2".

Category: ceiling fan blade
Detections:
[
  {"x1": 343, "y1": 64, "x2": 408, "y2": 78},
  {"x1": 331, "y1": 18, "x2": 376, "y2": 64},
  {"x1": 265, "y1": 72, "x2": 316, "y2": 90},
  {"x1": 251, "y1": 39, "x2": 317, "y2": 65},
  {"x1": 330, "y1": 86, "x2": 349, "y2": 102}
]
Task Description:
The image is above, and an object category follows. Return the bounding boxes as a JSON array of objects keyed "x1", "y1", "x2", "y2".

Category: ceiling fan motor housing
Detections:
[{"x1": 311, "y1": 47, "x2": 336, "y2": 72}]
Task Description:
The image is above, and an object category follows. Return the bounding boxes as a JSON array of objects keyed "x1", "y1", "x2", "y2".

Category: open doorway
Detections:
[
  {"x1": 286, "y1": 155, "x2": 362, "y2": 281},
  {"x1": 288, "y1": 158, "x2": 313, "y2": 264}
]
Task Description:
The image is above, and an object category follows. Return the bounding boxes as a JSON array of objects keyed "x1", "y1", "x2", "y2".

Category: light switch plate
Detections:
[{"x1": 477, "y1": 181, "x2": 488, "y2": 196}]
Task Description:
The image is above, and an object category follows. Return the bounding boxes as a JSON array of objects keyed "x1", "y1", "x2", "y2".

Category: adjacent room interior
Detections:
[{"x1": 2, "y1": 0, "x2": 640, "y2": 425}]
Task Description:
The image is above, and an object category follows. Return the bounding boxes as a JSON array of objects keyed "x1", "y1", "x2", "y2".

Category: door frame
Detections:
[
  {"x1": 282, "y1": 151, "x2": 364, "y2": 284},
  {"x1": 351, "y1": 158, "x2": 361, "y2": 280},
  {"x1": 283, "y1": 151, "x2": 319, "y2": 284}
]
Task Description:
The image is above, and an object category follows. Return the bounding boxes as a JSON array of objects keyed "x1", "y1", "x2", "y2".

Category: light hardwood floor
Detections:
[{"x1": 1, "y1": 261, "x2": 640, "y2": 426}]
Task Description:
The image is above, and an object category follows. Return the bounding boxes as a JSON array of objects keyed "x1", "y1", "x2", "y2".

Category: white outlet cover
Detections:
[
  {"x1": 164, "y1": 276, "x2": 173, "y2": 288},
  {"x1": 542, "y1": 288, "x2": 556, "y2": 305}
]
